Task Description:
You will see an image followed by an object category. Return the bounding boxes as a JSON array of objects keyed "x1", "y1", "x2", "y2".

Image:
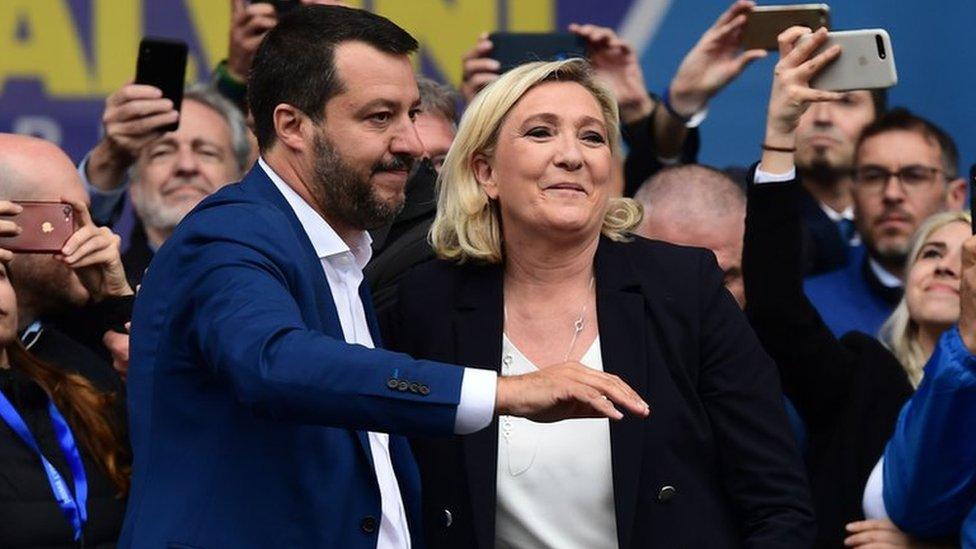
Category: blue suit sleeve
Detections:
[
  {"x1": 182, "y1": 206, "x2": 466, "y2": 437},
  {"x1": 883, "y1": 326, "x2": 976, "y2": 537}
]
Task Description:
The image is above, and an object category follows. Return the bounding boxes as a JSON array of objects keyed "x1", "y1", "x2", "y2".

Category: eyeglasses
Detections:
[{"x1": 852, "y1": 165, "x2": 947, "y2": 194}]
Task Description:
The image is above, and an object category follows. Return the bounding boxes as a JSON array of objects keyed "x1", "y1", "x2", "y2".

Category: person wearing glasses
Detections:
[
  {"x1": 803, "y1": 108, "x2": 967, "y2": 338},
  {"x1": 744, "y1": 30, "x2": 970, "y2": 544}
]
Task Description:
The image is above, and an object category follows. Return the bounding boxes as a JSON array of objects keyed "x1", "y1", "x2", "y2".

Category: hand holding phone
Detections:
[
  {"x1": 798, "y1": 29, "x2": 898, "y2": 91},
  {"x1": 0, "y1": 201, "x2": 75, "y2": 254},
  {"x1": 135, "y1": 37, "x2": 188, "y2": 133}
]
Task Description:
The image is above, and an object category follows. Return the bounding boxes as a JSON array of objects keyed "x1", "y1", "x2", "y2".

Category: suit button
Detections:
[
  {"x1": 419, "y1": 385, "x2": 430, "y2": 396},
  {"x1": 387, "y1": 378, "x2": 399, "y2": 390},
  {"x1": 657, "y1": 485, "x2": 677, "y2": 503},
  {"x1": 361, "y1": 516, "x2": 377, "y2": 533},
  {"x1": 409, "y1": 382, "x2": 420, "y2": 393},
  {"x1": 397, "y1": 381, "x2": 410, "y2": 392},
  {"x1": 444, "y1": 509, "x2": 453, "y2": 528}
]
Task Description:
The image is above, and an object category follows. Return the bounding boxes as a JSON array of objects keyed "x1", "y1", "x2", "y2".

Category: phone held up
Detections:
[
  {"x1": 250, "y1": 0, "x2": 301, "y2": 13},
  {"x1": 489, "y1": 32, "x2": 587, "y2": 74},
  {"x1": 0, "y1": 201, "x2": 75, "y2": 254},
  {"x1": 798, "y1": 29, "x2": 898, "y2": 92},
  {"x1": 742, "y1": 3, "x2": 831, "y2": 50},
  {"x1": 135, "y1": 37, "x2": 189, "y2": 133}
]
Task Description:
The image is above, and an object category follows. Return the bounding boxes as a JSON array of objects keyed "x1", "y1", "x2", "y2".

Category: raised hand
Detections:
[
  {"x1": 227, "y1": 0, "x2": 279, "y2": 81},
  {"x1": 958, "y1": 236, "x2": 976, "y2": 355},
  {"x1": 57, "y1": 197, "x2": 133, "y2": 301},
  {"x1": 460, "y1": 32, "x2": 500, "y2": 104},
  {"x1": 669, "y1": 0, "x2": 768, "y2": 117},
  {"x1": 0, "y1": 200, "x2": 22, "y2": 263},
  {"x1": 495, "y1": 361, "x2": 650, "y2": 422},
  {"x1": 569, "y1": 23, "x2": 653, "y2": 124}
]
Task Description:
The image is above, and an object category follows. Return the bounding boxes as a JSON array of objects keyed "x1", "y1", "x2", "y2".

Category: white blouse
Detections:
[
  {"x1": 863, "y1": 456, "x2": 889, "y2": 520},
  {"x1": 495, "y1": 335, "x2": 619, "y2": 549}
]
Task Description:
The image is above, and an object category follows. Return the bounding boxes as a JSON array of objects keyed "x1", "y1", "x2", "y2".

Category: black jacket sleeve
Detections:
[{"x1": 621, "y1": 99, "x2": 700, "y2": 197}]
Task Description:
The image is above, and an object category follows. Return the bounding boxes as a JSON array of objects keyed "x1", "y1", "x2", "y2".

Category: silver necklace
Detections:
[{"x1": 503, "y1": 275, "x2": 595, "y2": 362}]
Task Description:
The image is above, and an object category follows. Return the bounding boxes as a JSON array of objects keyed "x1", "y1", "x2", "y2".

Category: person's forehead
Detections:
[
  {"x1": 506, "y1": 81, "x2": 605, "y2": 124},
  {"x1": 331, "y1": 41, "x2": 418, "y2": 104},
  {"x1": 859, "y1": 129, "x2": 941, "y2": 163},
  {"x1": 170, "y1": 100, "x2": 233, "y2": 145}
]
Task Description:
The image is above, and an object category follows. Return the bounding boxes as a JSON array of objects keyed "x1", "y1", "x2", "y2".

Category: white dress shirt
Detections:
[
  {"x1": 496, "y1": 335, "x2": 618, "y2": 549},
  {"x1": 260, "y1": 158, "x2": 496, "y2": 548}
]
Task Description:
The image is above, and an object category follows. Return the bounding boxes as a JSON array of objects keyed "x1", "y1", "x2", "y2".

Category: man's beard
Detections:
[
  {"x1": 310, "y1": 131, "x2": 411, "y2": 231},
  {"x1": 131, "y1": 177, "x2": 212, "y2": 233}
]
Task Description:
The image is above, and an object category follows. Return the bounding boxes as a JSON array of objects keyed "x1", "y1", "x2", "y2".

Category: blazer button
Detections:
[
  {"x1": 657, "y1": 485, "x2": 677, "y2": 503},
  {"x1": 387, "y1": 378, "x2": 399, "y2": 390},
  {"x1": 361, "y1": 516, "x2": 378, "y2": 533},
  {"x1": 397, "y1": 380, "x2": 410, "y2": 392},
  {"x1": 444, "y1": 509, "x2": 453, "y2": 528},
  {"x1": 409, "y1": 382, "x2": 420, "y2": 393},
  {"x1": 419, "y1": 385, "x2": 430, "y2": 395}
]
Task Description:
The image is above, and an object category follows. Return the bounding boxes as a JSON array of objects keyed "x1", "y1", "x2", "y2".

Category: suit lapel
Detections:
[
  {"x1": 453, "y1": 264, "x2": 504, "y2": 549},
  {"x1": 594, "y1": 238, "x2": 649, "y2": 549}
]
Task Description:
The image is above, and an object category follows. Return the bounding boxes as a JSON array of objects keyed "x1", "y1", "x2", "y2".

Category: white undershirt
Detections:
[
  {"x1": 260, "y1": 158, "x2": 496, "y2": 549},
  {"x1": 496, "y1": 335, "x2": 618, "y2": 549},
  {"x1": 863, "y1": 456, "x2": 889, "y2": 520}
]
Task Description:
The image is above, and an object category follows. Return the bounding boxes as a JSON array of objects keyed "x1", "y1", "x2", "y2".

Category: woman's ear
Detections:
[{"x1": 472, "y1": 153, "x2": 499, "y2": 200}]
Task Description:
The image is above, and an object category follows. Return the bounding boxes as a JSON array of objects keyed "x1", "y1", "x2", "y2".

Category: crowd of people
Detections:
[{"x1": 0, "y1": 1, "x2": 973, "y2": 548}]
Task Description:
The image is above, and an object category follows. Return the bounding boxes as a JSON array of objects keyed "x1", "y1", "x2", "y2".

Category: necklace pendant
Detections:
[{"x1": 573, "y1": 318, "x2": 584, "y2": 333}]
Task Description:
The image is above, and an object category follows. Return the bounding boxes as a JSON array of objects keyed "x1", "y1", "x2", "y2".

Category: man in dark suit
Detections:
[{"x1": 120, "y1": 6, "x2": 648, "y2": 549}]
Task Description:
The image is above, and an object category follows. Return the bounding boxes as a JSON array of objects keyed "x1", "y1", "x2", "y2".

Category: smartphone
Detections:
[
  {"x1": 135, "y1": 37, "x2": 188, "y2": 133},
  {"x1": 800, "y1": 29, "x2": 898, "y2": 92},
  {"x1": 741, "y1": 4, "x2": 831, "y2": 51},
  {"x1": 0, "y1": 201, "x2": 75, "y2": 253},
  {"x1": 489, "y1": 32, "x2": 587, "y2": 73},
  {"x1": 249, "y1": 0, "x2": 300, "y2": 14}
]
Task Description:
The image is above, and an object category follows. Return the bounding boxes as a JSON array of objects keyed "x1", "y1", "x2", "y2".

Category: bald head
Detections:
[
  {"x1": 0, "y1": 134, "x2": 88, "y2": 204},
  {"x1": 634, "y1": 165, "x2": 746, "y2": 307}
]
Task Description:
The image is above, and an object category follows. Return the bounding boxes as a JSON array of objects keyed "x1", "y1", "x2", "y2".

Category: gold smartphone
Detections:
[{"x1": 741, "y1": 4, "x2": 831, "y2": 50}]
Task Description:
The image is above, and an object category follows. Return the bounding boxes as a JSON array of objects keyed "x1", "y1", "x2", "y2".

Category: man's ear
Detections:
[
  {"x1": 947, "y1": 177, "x2": 968, "y2": 210},
  {"x1": 272, "y1": 104, "x2": 313, "y2": 152},
  {"x1": 472, "y1": 153, "x2": 498, "y2": 200}
]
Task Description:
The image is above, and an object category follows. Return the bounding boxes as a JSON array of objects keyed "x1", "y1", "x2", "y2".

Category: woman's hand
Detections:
[
  {"x1": 845, "y1": 519, "x2": 951, "y2": 548},
  {"x1": 760, "y1": 26, "x2": 843, "y2": 173},
  {"x1": 57, "y1": 198, "x2": 133, "y2": 301},
  {"x1": 569, "y1": 23, "x2": 653, "y2": 124},
  {"x1": 496, "y1": 361, "x2": 650, "y2": 422},
  {"x1": 0, "y1": 200, "x2": 23, "y2": 263},
  {"x1": 958, "y1": 235, "x2": 976, "y2": 355}
]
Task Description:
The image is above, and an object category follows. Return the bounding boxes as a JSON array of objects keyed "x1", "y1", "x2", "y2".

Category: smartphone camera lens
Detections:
[{"x1": 875, "y1": 35, "x2": 887, "y2": 59}]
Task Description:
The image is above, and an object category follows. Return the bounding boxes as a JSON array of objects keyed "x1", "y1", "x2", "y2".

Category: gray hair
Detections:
[
  {"x1": 183, "y1": 83, "x2": 251, "y2": 174},
  {"x1": 416, "y1": 76, "x2": 460, "y2": 125}
]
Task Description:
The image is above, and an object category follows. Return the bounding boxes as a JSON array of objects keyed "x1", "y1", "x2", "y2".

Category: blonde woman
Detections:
[
  {"x1": 743, "y1": 26, "x2": 971, "y2": 548},
  {"x1": 386, "y1": 58, "x2": 814, "y2": 549}
]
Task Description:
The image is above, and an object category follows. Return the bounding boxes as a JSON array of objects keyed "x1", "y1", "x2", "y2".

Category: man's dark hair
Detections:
[
  {"x1": 856, "y1": 107, "x2": 960, "y2": 179},
  {"x1": 248, "y1": 5, "x2": 418, "y2": 151},
  {"x1": 869, "y1": 89, "x2": 888, "y2": 120}
]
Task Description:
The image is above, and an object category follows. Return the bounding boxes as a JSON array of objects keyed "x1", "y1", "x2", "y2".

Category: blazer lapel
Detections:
[
  {"x1": 594, "y1": 238, "x2": 650, "y2": 549},
  {"x1": 453, "y1": 264, "x2": 504, "y2": 549}
]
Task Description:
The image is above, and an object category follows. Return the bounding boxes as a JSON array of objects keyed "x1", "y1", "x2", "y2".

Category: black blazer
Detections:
[
  {"x1": 743, "y1": 175, "x2": 914, "y2": 548},
  {"x1": 385, "y1": 236, "x2": 816, "y2": 549}
]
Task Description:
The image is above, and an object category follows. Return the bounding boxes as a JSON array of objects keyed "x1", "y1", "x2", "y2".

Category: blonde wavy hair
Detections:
[
  {"x1": 879, "y1": 210, "x2": 971, "y2": 387},
  {"x1": 429, "y1": 58, "x2": 642, "y2": 263}
]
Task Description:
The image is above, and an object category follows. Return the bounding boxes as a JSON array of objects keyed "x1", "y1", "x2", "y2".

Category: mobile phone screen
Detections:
[{"x1": 135, "y1": 37, "x2": 189, "y2": 133}]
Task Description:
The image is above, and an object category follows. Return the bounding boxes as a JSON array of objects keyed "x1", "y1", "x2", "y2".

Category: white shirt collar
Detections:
[
  {"x1": 258, "y1": 157, "x2": 372, "y2": 269},
  {"x1": 819, "y1": 202, "x2": 855, "y2": 223},
  {"x1": 868, "y1": 256, "x2": 903, "y2": 288}
]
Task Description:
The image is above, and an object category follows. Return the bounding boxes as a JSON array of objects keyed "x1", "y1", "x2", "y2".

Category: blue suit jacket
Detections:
[
  {"x1": 803, "y1": 245, "x2": 897, "y2": 338},
  {"x1": 120, "y1": 165, "x2": 465, "y2": 548}
]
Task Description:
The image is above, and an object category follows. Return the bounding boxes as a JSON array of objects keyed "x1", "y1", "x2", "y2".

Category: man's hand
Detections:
[
  {"x1": 760, "y1": 26, "x2": 842, "y2": 174},
  {"x1": 57, "y1": 198, "x2": 133, "y2": 301},
  {"x1": 958, "y1": 236, "x2": 976, "y2": 355},
  {"x1": 496, "y1": 361, "x2": 649, "y2": 422},
  {"x1": 86, "y1": 83, "x2": 177, "y2": 191},
  {"x1": 0, "y1": 200, "x2": 23, "y2": 263},
  {"x1": 460, "y1": 33, "x2": 501, "y2": 104},
  {"x1": 103, "y1": 322, "x2": 131, "y2": 379},
  {"x1": 569, "y1": 24, "x2": 653, "y2": 125},
  {"x1": 227, "y1": 0, "x2": 278, "y2": 81},
  {"x1": 668, "y1": 0, "x2": 767, "y2": 118}
]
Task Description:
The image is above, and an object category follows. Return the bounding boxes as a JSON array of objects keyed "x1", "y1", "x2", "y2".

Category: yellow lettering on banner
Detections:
[
  {"x1": 92, "y1": 0, "x2": 141, "y2": 94},
  {"x1": 184, "y1": 0, "x2": 230, "y2": 73},
  {"x1": 375, "y1": 0, "x2": 495, "y2": 87},
  {"x1": 508, "y1": 0, "x2": 554, "y2": 32},
  {"x1": 0, "y1": 0, "x2": 91, "y2": 96}
]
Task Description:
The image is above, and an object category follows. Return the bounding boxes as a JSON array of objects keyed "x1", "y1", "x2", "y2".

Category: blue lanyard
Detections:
[{"x1": 0, "y1": 388, "x2": 88, "y2": 540}]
